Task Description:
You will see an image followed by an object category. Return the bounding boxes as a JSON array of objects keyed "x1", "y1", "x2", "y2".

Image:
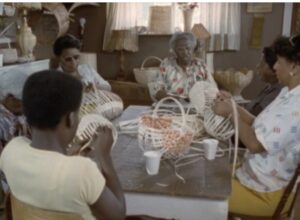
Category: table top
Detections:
[{"x1": 112, "y1": 105, "x2": 232, "y2": 200}]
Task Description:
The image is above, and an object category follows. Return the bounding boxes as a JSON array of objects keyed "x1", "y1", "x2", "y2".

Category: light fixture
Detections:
[
  {"x1": 106, "y1": 29, "x2": 138, "y2": 80},
  {"x1": 192, "y1": 23, "x2": 211, "y2": 61}
]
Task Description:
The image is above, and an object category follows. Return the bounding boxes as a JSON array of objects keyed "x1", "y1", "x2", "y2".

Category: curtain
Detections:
[
  {"x1": 172, "y1": 3, "x2": 240, "y2": 51},
  {"x1": 103, "y1": 3, "x2": 241, "y2": 51},
  {"x1": 103, "y1": 3, "x2": 140, "y2": 51},
  {"x1": 195, "y1": 3, "x2": 241, "y2": 51}
]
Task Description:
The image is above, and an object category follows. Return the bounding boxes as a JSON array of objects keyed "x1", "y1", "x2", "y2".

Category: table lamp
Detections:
[
  {"x1": 14, "y1": 3, "x2": 41, "y2": 62},
  {"x1": 106, "y1": 29, "x2": 138, "y2": 80},
  {"x1": 191, "y1": 23, "x2": 210, "y2": 60}
]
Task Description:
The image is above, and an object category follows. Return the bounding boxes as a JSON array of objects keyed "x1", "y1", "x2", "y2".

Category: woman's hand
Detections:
[
  {"x1": 67, "y1": 126, "x2": 113, "y2": 158},
  {"x1": 212, "y1": 98, "x2": 233, "y2": 118},
  {"x1": 216, "y1": 90, "x2": 232, "y2": 101},
  {"x1": 84, "y1": 82, "x2": 95, "y2": 93},
  {"x1": 86, "y1": 126, "x2": 114, "y2": 161},
  {"x1": 155, "y1": 88, "x2": 168, "y2": 101}
]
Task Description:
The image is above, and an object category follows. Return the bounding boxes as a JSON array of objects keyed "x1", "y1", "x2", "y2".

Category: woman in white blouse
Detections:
[
  {"x1": 53, "y1": 34, "x2": 111, "y2": 91},
  {"x1": 213, "y1": 35, "x2": 300, "y2": 217}
]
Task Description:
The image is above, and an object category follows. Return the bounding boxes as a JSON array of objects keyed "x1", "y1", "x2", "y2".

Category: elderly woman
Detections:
[
  {"x1": 53, "y1": 34, "x2": 111, "y2": 91},
  {"x1": 0, "y1": 68, "x2": 30, "y2": 151},
  {"x1": 246, "y1": 46, "x2": 282, "y2": 116},
  {"x1": 148, "y1": 32, "x2": 217, "y2": 101},
  {"x1": 213, "y1": 35, "x2": 300, "y2": 217}
]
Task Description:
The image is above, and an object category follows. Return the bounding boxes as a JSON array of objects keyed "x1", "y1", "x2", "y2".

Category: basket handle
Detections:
[
  {"x1": 153, "y1": 97, "x2": 186, "y2": 126},
  {"x1": 141, "y1": 56, "x2": 162, "y2": 69}
]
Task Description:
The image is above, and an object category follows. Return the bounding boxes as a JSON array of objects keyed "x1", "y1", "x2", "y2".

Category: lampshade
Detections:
[
  {"x1": 14, "y1": 3, "x2": 42, "y2": 10},
  {"x1": 80, "y1": 52, "x2": 97, "y2": 71},
  {"x1": 192, "y1": 23, "x2": 210, "y2": 40},
  {"x1": 106, "y1": 29, "x2": 138, "y2": 52}
]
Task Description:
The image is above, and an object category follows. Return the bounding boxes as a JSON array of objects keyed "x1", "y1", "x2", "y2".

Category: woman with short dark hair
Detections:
[
  {"x1": 213, "y1": 35, "x2": 300, "y2": 216},
  {"x1": 53, "y1": 34, "x2": 111, "y2": 91},
  {"x1": 246, "y1": 46, "x2": 282, "y2": 116}
]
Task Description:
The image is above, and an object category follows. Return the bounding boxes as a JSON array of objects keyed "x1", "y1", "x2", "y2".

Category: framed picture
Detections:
[
  {"x1": 247, "y1": 3, "x2": 273, "y2": 13},
  {"x1": 291, "y1": 3, "x2": 300, "y2": 35}
]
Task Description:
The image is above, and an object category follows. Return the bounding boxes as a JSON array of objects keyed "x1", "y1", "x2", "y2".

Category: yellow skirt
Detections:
[{"x1": 229, "y1": 178, "x2": 294, "y2": 216}]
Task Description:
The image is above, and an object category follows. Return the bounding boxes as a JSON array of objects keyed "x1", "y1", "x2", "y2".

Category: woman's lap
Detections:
[{"x1": 229, "y1": 178, "x2": 294, "y2": 216}]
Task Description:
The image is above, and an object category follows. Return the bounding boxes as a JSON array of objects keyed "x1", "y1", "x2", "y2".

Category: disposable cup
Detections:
[
  {"x1": 0, "y1": 54, "x2": 3, "y2": 67},
  {"x1": 203, "y1": 139, "x2": 219, "y2": 160},
  {"x1": 144, "y1": 150, "x2": 162, "y2": 175}
]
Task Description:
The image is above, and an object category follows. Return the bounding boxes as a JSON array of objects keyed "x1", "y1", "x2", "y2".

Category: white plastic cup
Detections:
[
  {"x1": 0, "y1": 54, "x2": 3, "y2": 67},
  {"x1": 203, "y1": 139, "x2": 219, "y2": 160},
  {"x1": 144, "y1": 150, "x2": 162, "y2": 175}
]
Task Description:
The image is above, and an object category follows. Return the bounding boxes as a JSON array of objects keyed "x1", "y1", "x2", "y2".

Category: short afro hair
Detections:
[
  {"x1": 273, "y1": 35, "x2": 300, "y2": 64},
  {"x1": 22, "y1": 70, "x2": 83, "y2": 129},
  {"x1": 263, "y1": 47, "x2": 277, "y2": 71},
  {"x1": 53, "y1": 34, "x2": 81, "y2": 56}
]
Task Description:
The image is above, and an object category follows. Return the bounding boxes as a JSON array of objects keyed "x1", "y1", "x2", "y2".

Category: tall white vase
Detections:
[
  {"x1": 183, "y1": 9, "x2": 194, "y2": 32},
  {"x1": 17, "y1": 10, "x2": 36, "y2": 62}
]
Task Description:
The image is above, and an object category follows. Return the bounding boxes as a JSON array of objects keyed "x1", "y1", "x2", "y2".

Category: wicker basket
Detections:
[
  {"x1": 71, "y1": 114, "x2": 118, "y2": 153},
  {"x1": 133, "y1": 56, "x2": 162, "y2": 85},
  {"x1": 189, "y1": 81, "x2": 219, "y2": 116},
  {"x1": 138, "y1": 97, "x2": 194, "y2": 159},
  {"x1": 213, "y1": 68, "x2": 253, "y2": 102},
  {"x1": 173, "y1": 107, "x2": 205, "y2": 140},
  {"x1": 80, "y1": 89, "x2": 123, "y2": 120},
  {"x1": 203, "y1": 107, "x2": 234, "y2": 141}
]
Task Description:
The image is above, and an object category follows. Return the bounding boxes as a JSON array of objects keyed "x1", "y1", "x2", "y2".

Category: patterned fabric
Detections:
[
  {"x1": 58, "y1": 64, "x2": 111, "y2": 91},
  {"x1": 246, "y1": 83, "x2": 282, "y2": 116},
  {"x1": 236, "y1": 85, "x2": 300, "y2": 192},
  {"x1": 148, "y1": 57, "x2": 217, "y2": 99},
  {"x1": 0, "y1": 104, "x2": 29, "y2": 151}
]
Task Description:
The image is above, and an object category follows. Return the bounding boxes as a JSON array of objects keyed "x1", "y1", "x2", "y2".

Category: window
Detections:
[{"x1": 104, "y1": 3, "x2": 241, "y2": 51}]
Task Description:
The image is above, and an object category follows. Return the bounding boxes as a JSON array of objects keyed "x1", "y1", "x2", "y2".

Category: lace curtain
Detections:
[
  {"x1": 194, "y1": 3, "x2": 241, "y2": 51},
  {"x1": 103, "y1": 3, "x2": 241, "y2": 51}
]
